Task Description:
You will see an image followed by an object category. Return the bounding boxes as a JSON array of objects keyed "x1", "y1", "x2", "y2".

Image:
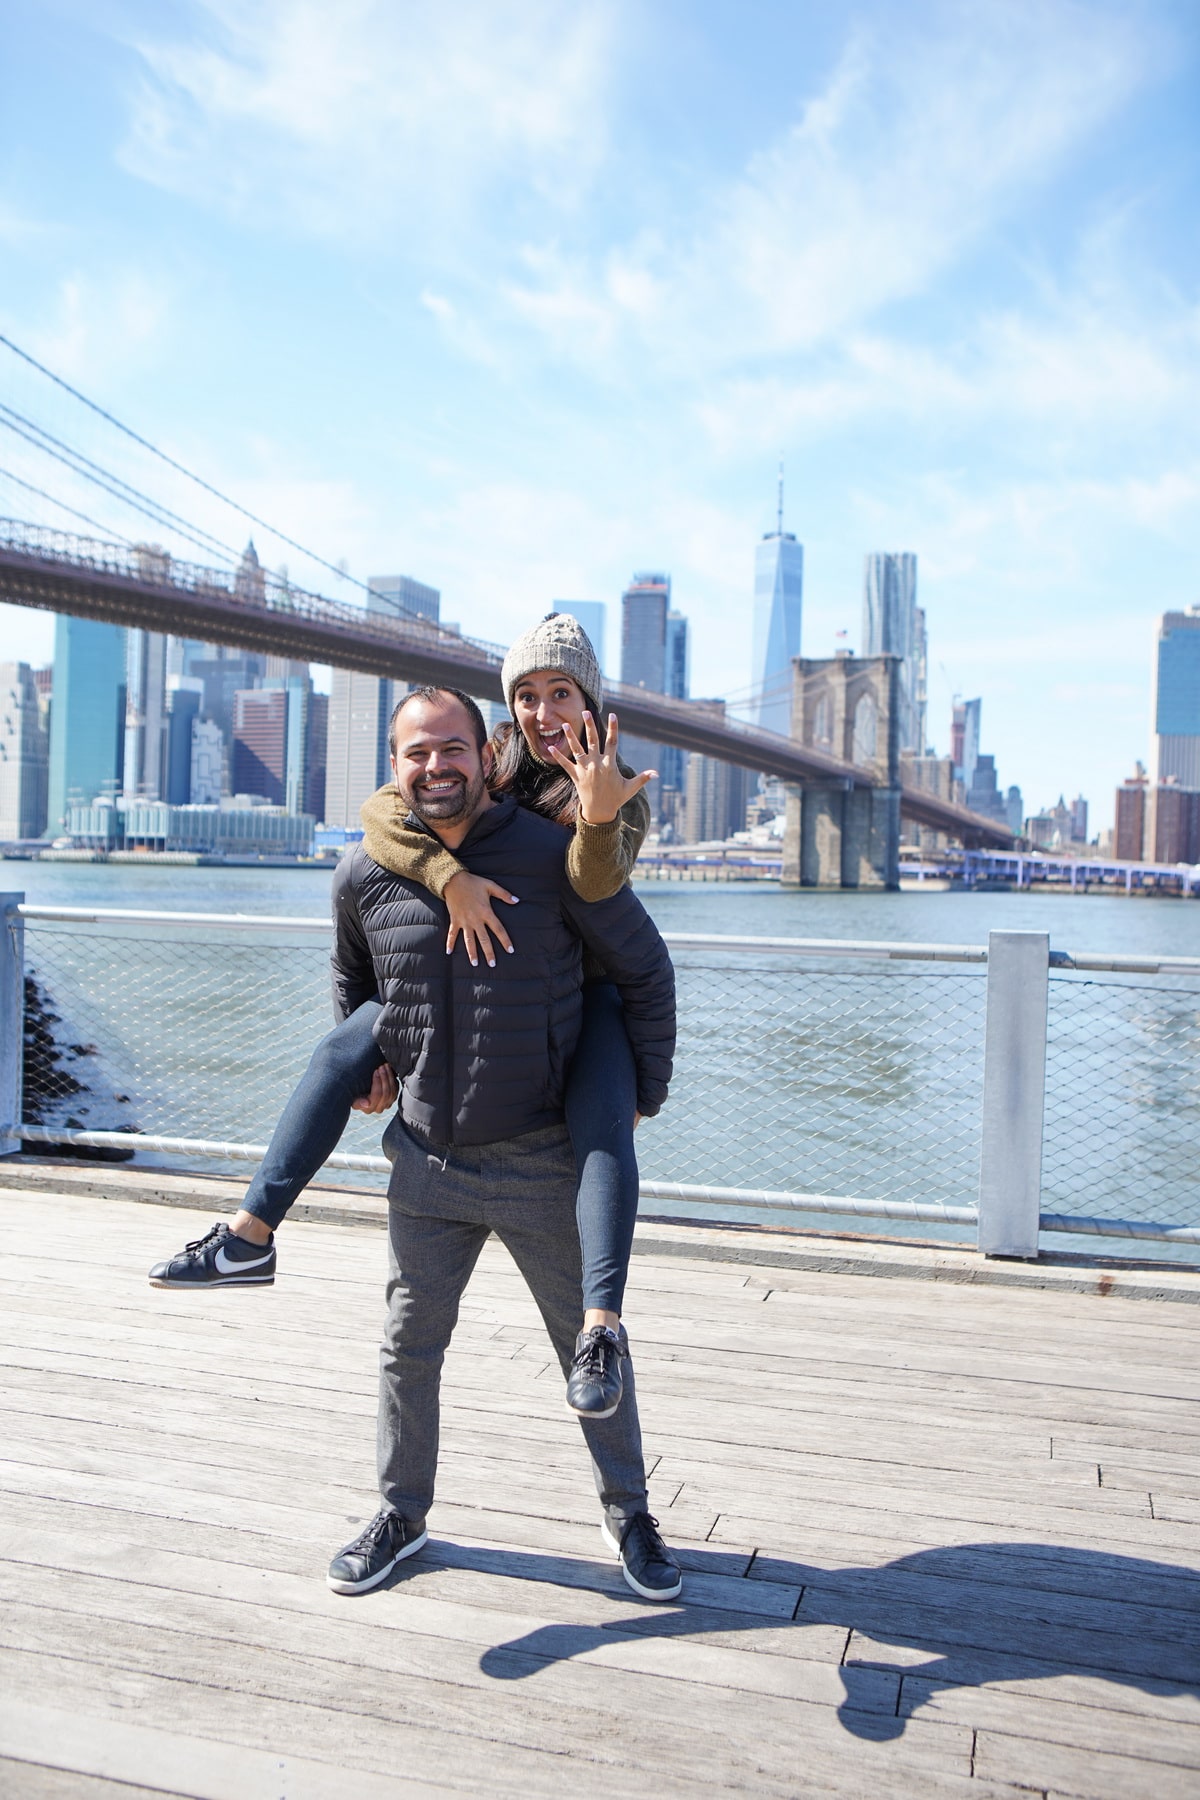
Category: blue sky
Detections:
[{"x1": 2, "y1": 0, "x2": 1198, "y2": 829}]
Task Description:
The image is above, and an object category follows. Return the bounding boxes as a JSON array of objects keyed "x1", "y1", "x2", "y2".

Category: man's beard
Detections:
[{"x1": 403, "y1": 765, "x2": 487, "y2": 828}]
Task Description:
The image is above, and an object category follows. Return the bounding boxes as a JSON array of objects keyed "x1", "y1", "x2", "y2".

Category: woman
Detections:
[{"x1": 149, "y1": 613, "x2": 655, "y2": 1421}]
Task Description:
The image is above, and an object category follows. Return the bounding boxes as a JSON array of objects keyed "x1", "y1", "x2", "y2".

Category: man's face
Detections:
[{"x1": 390, "y1": 695, "x2": 494, "y2": 839}]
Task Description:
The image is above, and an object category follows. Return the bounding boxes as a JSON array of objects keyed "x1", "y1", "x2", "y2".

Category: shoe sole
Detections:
[
  {"x1": 600, "y1": 1520, "x2": 683, "y2": 1601},
  {"x1": 326, "y1": 1526, "x2": 428, "y2": 1595},
  {"x1": 149, "y1": 1274, "x2": 275, "y2": 1288}
]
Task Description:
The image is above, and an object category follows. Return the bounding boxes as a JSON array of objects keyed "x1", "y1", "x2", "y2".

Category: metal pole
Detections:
[
  {"x1": 0, "y1": 892, "x2": 25, "y2": 1159},
  {"x1": 977, "y1": 930, "x2": 1049, "y2": 1259}
]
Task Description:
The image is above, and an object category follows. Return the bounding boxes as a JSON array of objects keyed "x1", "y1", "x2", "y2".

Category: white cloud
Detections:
[
  {"x1": 501, "y1": 2, "x2": 1161, "y2": 374},
  {"x1": 118, "y1": 0, "x2": 617, "y2": 242},
  {"x1": 8, "y1": 271, "x2": 170, "y2": 386}
]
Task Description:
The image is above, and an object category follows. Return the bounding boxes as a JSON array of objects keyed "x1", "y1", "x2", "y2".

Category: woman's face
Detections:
[{"x1": 512, "y1": 669, "x2": 589, "y2": 765}]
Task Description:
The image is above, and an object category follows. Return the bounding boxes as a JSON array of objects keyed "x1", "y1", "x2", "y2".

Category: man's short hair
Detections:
[{"x1": 388, "y1": 686, "x2": 489, "y2": 756}]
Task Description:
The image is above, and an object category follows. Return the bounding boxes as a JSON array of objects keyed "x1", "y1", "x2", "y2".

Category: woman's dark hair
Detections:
[{"x1": 488, "y1": 720, "x2": 579, "y2": 827}]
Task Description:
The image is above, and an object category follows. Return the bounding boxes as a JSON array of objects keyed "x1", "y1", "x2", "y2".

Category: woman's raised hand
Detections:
[
  {"x1": 444, "y1": 870, "x2": 519, "y2": 969},
  {"x1": 546, "y1": 711, "x2": 655, "y2": 824}
]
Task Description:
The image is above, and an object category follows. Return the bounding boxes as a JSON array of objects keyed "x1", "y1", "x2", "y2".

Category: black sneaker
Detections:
[
  {"x1": 327, "y1": 1509, "x2": 428, "y2": 1595},
  {"x1": 602, "y1": 1509, "x2": 682, "y2": 1601},
  {"x1": 566, "y1": 1325, "x2": 626, "y2": 1418},
  {"x1": 148, "y1": 1222, "x2": 276, "y2": 1288}
]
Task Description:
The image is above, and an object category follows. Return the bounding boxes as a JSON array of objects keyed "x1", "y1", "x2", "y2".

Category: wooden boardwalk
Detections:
[{"x1": 1, "y1": 1179, "x2": 1198, "y2": 1799}]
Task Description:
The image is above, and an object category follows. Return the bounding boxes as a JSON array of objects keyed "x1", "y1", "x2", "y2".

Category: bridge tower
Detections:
[{"x1": 781, "y1": 651, "x2": 901, "y2": 889}]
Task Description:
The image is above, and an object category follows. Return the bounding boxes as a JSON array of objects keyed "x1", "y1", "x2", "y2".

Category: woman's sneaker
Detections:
[
  {"x1": 602, "y1": 1509, "x2": 683, "y2": 1600},
  {"x1": 327, "y1": 1510, "x2": 428, "y2": 1595},
  {"x1": 148, "y1": 1222, "x2": 276, "y2": 1288},
  {"x1": 565, "y1": 1325, "x2": 626, "y2": 1418}
]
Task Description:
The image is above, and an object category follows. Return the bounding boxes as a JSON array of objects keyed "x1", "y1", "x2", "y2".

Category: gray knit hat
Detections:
[{"x1": 500, "y1": 612, "x2": 603, "y2": 722}]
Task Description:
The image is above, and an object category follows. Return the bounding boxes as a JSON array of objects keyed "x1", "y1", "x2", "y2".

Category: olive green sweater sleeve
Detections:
[
  {"x1": 566, "y1": 776, "x2": 650, "y2": 902},
  {"x1": 359, "y1": 765, "x2": 650, "y2": 905},
  {"x1": 359, "y1": 784, "x2": 465, "y2": 897}
]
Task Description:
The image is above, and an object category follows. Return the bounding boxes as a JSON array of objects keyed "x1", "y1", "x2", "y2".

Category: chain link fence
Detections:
[
  {"x1": 650, "y1": 951, "x2": 985, "y2": 1212},
  {"x1": 1043, "y1": 971, "x2": 1200, "y2": 1231},
  {"x1": 12, "y1": 912, "x2": 1200, "y2": 1249}
]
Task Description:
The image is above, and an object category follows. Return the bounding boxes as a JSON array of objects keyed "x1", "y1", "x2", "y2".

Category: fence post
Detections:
[
  {"x1": 977, "y1": 929, "x2": 1048, "y2": 1258},
  {"x1": 0, "y1": 892, "x2": 25, "y2": 1159}
]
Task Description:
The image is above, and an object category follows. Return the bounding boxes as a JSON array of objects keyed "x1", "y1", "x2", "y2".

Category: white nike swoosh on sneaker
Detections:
[{"x1": 214, "y1": 1243, "x2": 274, "y2": 1274}]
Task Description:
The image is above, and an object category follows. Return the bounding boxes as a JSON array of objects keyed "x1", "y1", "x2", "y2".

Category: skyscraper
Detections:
[
  {"x1": 306, "y1": 692, "x2": 329, "y2": 820},
  {"x1": 660, "y1": 609, "x2": 690, "y2": 794},
  {"x1": 0, "y1": 662, "x2": 49, "y2": 839},
  {"x1": 951, "y1": 697, "x2": 981, "y2": 798},
  {"x1": 863, "y1": 553, "x2": 924, "y2": 752},
  {"x1": 620, "y1": 572, "x2": 671, "y2": 817},
  {"x1": 46, "y1": 615, "x2": 127, "y2": 830},
  {"x1": 164, "y1": 678, "x2": 204, "y2": 805},
  {"x1": 753, "y1": 481, "x2": 803, "y2": 737},
  {"x1": 1151, "y1": 606, "x2": 1200, "y2": 788},
  {"x1": 621, "y1": 572, "x2": 669, "y2": 693},
  {"x1": 233, "y1": 688, "x2": 289, "y2": 803},
  {"x1": 123, "y1": 628, "x2": 169, "y2": 801},
  {"x1": 684, "y1": 702, "x2": 748, "y2": 843},
  {"x1": 324, "y1": 669, "x2": 396, "y2": 828}
]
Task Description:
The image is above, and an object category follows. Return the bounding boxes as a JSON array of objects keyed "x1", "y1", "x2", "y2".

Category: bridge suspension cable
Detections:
[
  {"x1": 0, "y1": 331, "x2": 434, "y2": 626},
  {"x1": 0, "y1": 464, "x2": 136, "y2": 544},
  {"x1": 0, "y1": 404, "x2": 242, "y2": 564}
]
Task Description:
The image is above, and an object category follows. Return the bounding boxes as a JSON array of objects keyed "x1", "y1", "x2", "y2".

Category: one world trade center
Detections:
[{"x1": 752, "y1": 473, "x2": 803, "y2": 737}]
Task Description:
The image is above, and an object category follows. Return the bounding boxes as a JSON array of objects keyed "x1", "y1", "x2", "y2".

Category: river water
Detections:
[{"x1": 8, "y1": 860, "x2": 1200, "y2": 1263}]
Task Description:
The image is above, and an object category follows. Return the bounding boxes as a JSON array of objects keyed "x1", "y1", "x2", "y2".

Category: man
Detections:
[{"x1": 325, "y1": 685, "x2": 681, "y2": 1602}]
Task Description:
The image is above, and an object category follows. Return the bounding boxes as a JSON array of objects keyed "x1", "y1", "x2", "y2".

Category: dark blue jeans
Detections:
[
  {"x1": 241, "y1": 983, "x2": 640, "y2": 1317},
  {"x1": 241, "y1": 999, "x2": 384, "y2": 1232},
  {"x1": 566, "y1": 981, "x2": 640, "y2": 1317}
]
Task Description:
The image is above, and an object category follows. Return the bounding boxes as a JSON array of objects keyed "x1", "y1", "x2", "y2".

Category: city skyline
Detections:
[{"x1": 1, "y1": 1, "x2": 1197, "y2": 834}]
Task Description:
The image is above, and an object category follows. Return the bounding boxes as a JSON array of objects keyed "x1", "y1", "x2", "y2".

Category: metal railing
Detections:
[{"x1": 2, "y1": 894, "x2": 1198, "y2": 1257}]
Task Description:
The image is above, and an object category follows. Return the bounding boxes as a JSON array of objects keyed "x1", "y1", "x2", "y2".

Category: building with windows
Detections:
[
  {"x1": 753, "y1": 511, "x2": 803, "y2": 737},
  {"x1": 324, "y1": 670, "x2": 397, "y2": 828},
  {"x1": 123, "y1": 628, "x2": 169, "y2": 802},
  {"x1": 66, "y1": 796, "x2": 315, "y2": 858},
  {"x1": 863, "y1": 554, "x2": 926, "y2": 754},
  {"x1": 0, "y1": 661, "x2": 50, "y2": 840},
  {"x1": 1151, "y1": 606, "x2": 1200, "y2": 788},
  {"x1": 233, "y1": 687, "x2": 289, "y2": 805},
  {"x1": 305, "y1": 692, "x2": 328, "y2": 821},
  {"x1": 1114, "y1": 765, "x2": 1147, "y2": 860},
  {"x1": 164, "y1": 679, "x2": 203, "y2": 805},
  {"x1": 620, "y1": 571, "x2": 672, "y2": 818},
  {"x1": 683, "y1": 701, "x2": 748, "y2": 843},
  {"x1": 190, "y1": 719, "x2": 224, "y2": 805},
  {"x1": 657, "y1": 609, "x2": 690, "y2": 800},
  {"x1": 46, "y1": 615, "x2": 127, "y2": 832},
  {"x1": 951, "y1": 697, "x2": 981, "y2": 798}
]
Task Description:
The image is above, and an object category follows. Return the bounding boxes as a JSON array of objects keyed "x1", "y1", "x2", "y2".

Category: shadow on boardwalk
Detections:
[{"x1": 435, "y1": 1540, "x2": 1200, "y2": 1741}]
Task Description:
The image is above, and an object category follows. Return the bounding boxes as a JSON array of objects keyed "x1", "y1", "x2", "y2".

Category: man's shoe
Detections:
[
  {"x1": 566, "y1": 1325, "x2": 626, "y2": 1418},
  {"x1": 602, "y1": 1509, "x2": 683, "y2": 1601},
  {"x1": 148, "y1": 1222, "x2": 276, "y2": 1288},
  {"x1": 327, "y1": 1509, "x2": 428, "y2": 1595}
]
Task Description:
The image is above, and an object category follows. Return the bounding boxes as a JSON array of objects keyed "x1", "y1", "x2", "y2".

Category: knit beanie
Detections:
[{"x1": 500, "y1": 612, "x2": 603, "y2": 722}]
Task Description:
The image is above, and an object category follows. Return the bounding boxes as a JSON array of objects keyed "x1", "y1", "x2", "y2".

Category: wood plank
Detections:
[
  {"x1": 1, "y1": 1185, "x2": 1196, "y2": 1799},
  {"x1": 0, "y1": 1700, "x2": 454, "y2": 1800}
]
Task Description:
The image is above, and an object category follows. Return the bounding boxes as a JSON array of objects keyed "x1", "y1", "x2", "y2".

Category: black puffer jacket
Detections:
[{"x1": 331, "y1": 796, "x2": 675, "y2": 1147}]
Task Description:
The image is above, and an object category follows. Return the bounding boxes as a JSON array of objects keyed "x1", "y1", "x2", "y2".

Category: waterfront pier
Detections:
[{"x1": 0, "y1": 1169, "x2": 1197, "y2": 1796}]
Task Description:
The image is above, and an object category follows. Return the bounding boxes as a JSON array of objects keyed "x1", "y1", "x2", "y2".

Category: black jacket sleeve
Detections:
[
  {"x1": 559, "y1": 876, "x2": 676, "y2": 1116},
  {"x1": 330, "y1": 849, "x2": 379, "y2": 1024}
]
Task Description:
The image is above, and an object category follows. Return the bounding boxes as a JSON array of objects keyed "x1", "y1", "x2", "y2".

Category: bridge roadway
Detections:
[{"x1": 0, "y1": 518, "x2": 1011, "y2": 846}]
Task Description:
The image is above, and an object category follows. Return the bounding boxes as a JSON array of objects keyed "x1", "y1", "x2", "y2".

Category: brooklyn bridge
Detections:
[{"x1": 0, "y1": 516, "x2": 1013, "y2": 869}]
